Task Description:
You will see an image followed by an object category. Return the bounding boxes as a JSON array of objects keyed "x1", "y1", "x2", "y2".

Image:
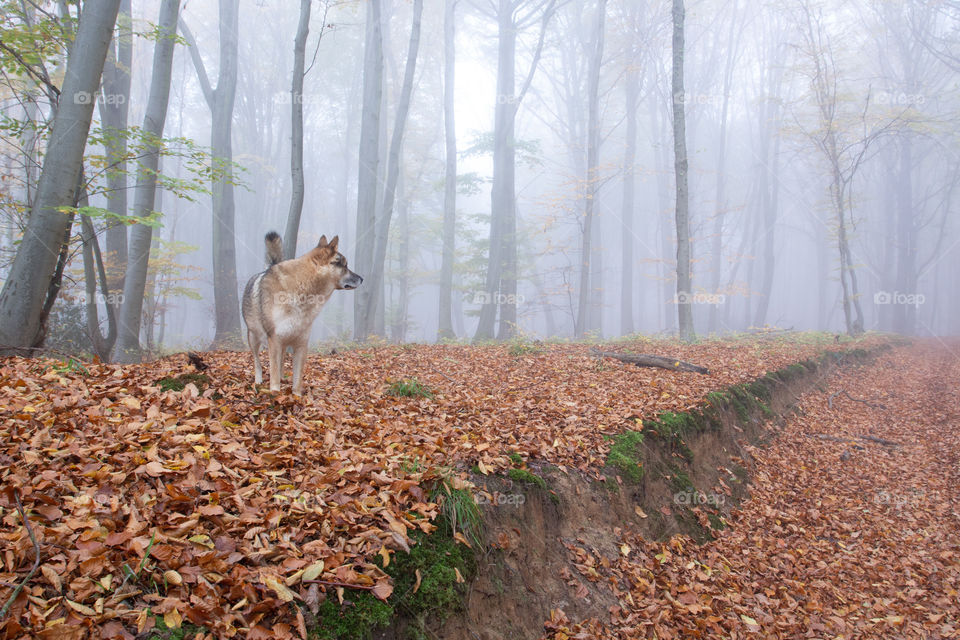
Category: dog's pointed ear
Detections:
[
  {"x1": 317, "y1": 235, "x2": 328, "y2": 248},
  {"x1": 328, "y1": 235, "x2": 339, "y2": 253}
]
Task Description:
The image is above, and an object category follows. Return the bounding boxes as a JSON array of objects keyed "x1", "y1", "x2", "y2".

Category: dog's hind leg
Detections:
[
  {"x1": 291, "y1": 339, "x2": 308, "y2": 396},
  {"x1": 267, "y1": 335, "x2": 283, "y2": 392},
  {"x1": 249, "y1": 330, "x2": 263, "y2": 384}
]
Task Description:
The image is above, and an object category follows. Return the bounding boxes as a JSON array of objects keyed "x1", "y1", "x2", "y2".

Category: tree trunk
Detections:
[
  {"x1": 475, "y1": 0, "x2": 554, "y2": 341},
  {"x1": 0, "y1": 0, "x2": 121, "y2": 355},
  {"x1": 892, "y1": 134, "x2": 916, "y2": 334},
  {"x1": 575, "y1": 0, "x2": 606, "y2": 339},
  {"x1": 98, "y1": 0, "x2": 132, "y2": 312},
  {"x1": 707, "y1": 0, "x2": 738, "y2": 334},
  {"x1": 353, "y1": 0, "x2": 383, "y2": 340},
  {"x1": 365, "y1": 0, "x2": 423, "y2": 337},
  {"x1": 113, "y1": 0, "x2": 180, "y2": 362},
  {"x1": 283, "y1": 0, "x2": 311, "y2": 259},
  {"x1": 438, "y1": 0, "x2": 457, "y2": 340},
  {"x1": 671, "y1": 0, "x2": 694, "y2": 341},
  {"x1": 179, "y1": 0, "x2": 242, "y2": 349},
  {"x1": 620, "y1": 59, "x2": 638, "y2": 336},
  {"x1": 475, "y1": 0, "x2": 515, "y2": 341}
]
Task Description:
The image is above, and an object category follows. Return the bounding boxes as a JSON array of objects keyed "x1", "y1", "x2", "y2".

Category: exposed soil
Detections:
[{"x1": 424, "y1": 349, "x2": 877, "y2": 639}]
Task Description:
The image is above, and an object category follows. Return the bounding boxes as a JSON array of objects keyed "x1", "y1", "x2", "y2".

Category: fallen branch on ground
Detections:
[
  {"x1": 806, "y1": 433, "x2": 900, "y2": 447},
  {"x1": 827, "y1": 389, "x2": 887, "y2": 410},
  {"x1": 590, "y1": 349, "x2": 710, "y2": 374}
]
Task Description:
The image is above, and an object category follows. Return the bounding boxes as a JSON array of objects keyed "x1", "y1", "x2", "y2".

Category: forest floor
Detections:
[
  {"x1": 0, "y1": 333, "x2": 956, "y2": 638},
  {"x1": 546, "y1": 339, "x2": 960, "y2": 639}
]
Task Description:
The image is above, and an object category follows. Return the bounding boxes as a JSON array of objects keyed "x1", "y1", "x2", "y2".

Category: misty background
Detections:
[{"x1": 2, "y1": 0, "x2": 958, "y2": 355}]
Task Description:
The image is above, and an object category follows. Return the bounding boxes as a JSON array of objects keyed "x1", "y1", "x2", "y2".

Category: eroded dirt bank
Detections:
[{"x1": 433, "y1": 342, "x2": 960, "y2": 640}]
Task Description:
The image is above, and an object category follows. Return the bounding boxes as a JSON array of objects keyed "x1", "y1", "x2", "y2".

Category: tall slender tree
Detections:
[
  {"x1": 438, "y1": 0, "x2": 458, "y2": 340},
  {"x1": 474, "y1": 0, "x2": 557, "y2": 341},
  {"x1": 113, "y1": 0, "x2": 181, "y2": 362},
  {"x1": 361, "y1": 0, "x2": 424, "y2": 339},
  {"x1": 179, "y1": 0, "x2": 242, "y2": 348},
  {"x1": 672, "y1": 0, "x2": 694, "y2": 340},
  {"x1": 353, "y1": 0, "x2": 384, "y2": 340},
  {"x1": 282, "y1": 0, "x2": 311, "y2": 260},
  {"x1": 0, "y1": 0, "x2": 122, "y2": 354},
  {"x1": 575, "y1": 0, "x2": 606, "y2": 338}
]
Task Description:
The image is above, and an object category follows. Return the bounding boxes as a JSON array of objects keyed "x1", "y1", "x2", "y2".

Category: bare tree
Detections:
[
  {"x1": 0, "y1": 0, "x2": 121, "y2": 354},
  {"x1": 353, "y1": 0, "x2": 384, "y2": 340},
  {"x1": 98, "y1": 0, "x2": 132, "y2": 309},
  {"x1": 179, "y1": 0, "x2": 242, "y2": 349},
  {"x1": 113, "y1": 0, "x2": 181, "y2": 362},
  {"x1": 574, "y1": 0, "x2": 606, "y2": 338},
  {"x1": 672, "y1": 0, "x2": 694, "y2": 341},
  {"x1": 474, "y1": 0, "x2": 557, "y2": 341},
  {"x1": 360, "y1": 0, "x2": 424, "y2": 340},
  {"x1": 438, "y1": 0, "x2": 458, "y2": 340},
  {"x1": 282, "y1": 0, "x2": 312, "y2": 260}
]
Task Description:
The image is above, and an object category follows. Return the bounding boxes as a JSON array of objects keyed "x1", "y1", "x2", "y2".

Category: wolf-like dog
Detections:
[{"x1": 241, "y1": 232, "x2": 362, "y2": 395}]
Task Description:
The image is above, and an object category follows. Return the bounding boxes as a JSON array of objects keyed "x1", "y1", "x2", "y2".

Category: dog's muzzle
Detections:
[{"x1": 341, "y1": 272, "x2": 363, "y2": 290}]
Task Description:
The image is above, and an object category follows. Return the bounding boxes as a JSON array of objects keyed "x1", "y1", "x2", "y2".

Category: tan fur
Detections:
[{"x1": 242, "y1": 233, "x2": 361, "y2": 395}]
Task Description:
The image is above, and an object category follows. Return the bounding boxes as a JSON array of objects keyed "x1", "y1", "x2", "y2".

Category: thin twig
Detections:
[
  {"x1": 302, "y1": 579, "x2": 375, "y2": 591},
  {"x1": 827, "y1": 389, "x2": 887, "y2": 410},
  {"x1": 0, "y1": 490, "x2": 42, "y2": 621}
]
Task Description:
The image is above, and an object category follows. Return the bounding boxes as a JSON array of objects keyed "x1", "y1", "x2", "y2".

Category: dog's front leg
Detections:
[
  {"x1": 267, "y1": 336, "x2": 283, "y2": 392},
  {"x1": 291, "y1": 339, "x2": 308, "y2": 396}
]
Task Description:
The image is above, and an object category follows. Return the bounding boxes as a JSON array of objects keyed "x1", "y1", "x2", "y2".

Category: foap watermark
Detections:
[
  {"x1": 875, "y1": 91, "x2": 926, "y2": 106},
  {"x1": 472, "y1": 291, "x2": 524, "y2": 305},
  {"x1": 73, "y1": 90, "x2": 126, "y2": 106},
  {"x1": 673, "y1": 489, "x2": 725, "y2": 507},
  {"x1": 673, "y1": 291, "x2": 726, "y2": 305},
  {"x1": 74, "y1": 291, "x2": 125, "y2": 306},
  {"x1": 476, "y1": 491, "x2": 526, "y2": 507},
  {"x1": 873, "y1": 290, "x2": 925, "y2": 307},
  {"x1": 674, "y1": 91, "x2": 722, "y2": 106},
  {"x1": 274, "y1": 91, "x2": 315, "y2": 106},
  {"x1": 874, "y1": 489, "x2": 931, "y2": 509},
  {"x1": 274, "y1": 292, "x2": 331, "y2": 306}
]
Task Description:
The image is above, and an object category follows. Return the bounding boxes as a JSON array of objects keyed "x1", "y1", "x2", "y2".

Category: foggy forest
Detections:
[
  {"x1": 2, "y1": 0, "x2": 958, "y2": 357},
  {"x1": 1, "y1": 1, "x2": 959, "y2": 639}
]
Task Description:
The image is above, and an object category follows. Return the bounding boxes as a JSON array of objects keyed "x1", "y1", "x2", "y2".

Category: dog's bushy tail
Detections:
[{"x1": 265, "y1": 231, "x2": 283, "y2": 266}]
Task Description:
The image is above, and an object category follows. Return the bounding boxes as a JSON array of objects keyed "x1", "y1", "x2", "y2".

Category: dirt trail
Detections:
[{"x1": 549, "y1": 341, "x2": 960, "y2": 639}]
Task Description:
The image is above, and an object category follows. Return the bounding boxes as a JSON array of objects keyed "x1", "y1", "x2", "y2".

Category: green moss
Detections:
[
  {"x1": 508, "y1": 452, "x2": 524, "y2": 466},
  {"x1": 707, "y1": 513, "x2": 726, "y2": 530},
  {"x1": 507, "y1": 467, "x2": 547, "y2": 489},
  {"x1": 669, "y1": 467, "x2": 694, "y2": 494},
  {"x1": 385, "y1": 378, "x2": 434, "y2": 398},
  {"x1": 507, "y1": 341, "x2": 543, "y2": 357},
  {"x1": 313, "y1": 509, "x2": 478, "y2": 640},
  {"x1": 146, "y1": 617, "x2": 207, "y2": 640},
  {"x1": 604, "y1": 430, "x2": 645, "y2": 482},
  {"x1": 314, "y1": 593, "x2": 393, "y2": 640},
  {"x1": 156, "y1": 372, "x2": 210, "y2": 392}
]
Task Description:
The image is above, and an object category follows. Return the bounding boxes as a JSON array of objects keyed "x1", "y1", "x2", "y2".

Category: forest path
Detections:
[{"x1": 551, "y1": 341, "x2": 960, "y2": 639}]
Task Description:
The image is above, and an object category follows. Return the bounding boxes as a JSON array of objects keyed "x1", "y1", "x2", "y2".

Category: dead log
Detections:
[{"x1": 590, "y1": 348, "x2": 710, "y2": 374}]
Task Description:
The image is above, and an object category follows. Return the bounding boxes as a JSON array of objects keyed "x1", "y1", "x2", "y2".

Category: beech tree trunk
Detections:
[
  {"x1": 353, "y1": 0, "x2": 383, "y2": 340},
  {"x1": 575, "y1": 0, "x2": 606, "y2": 339},
  {"x1": 0, "y1": 0, "x2": 121, "y2": 354},
  {"x1": 283, "y1": 0, "x2": 311, "y2": 259},
  {"x1": 179, "y1": 0, "x2": 242, "y2": 349},
  {"x1": 438, "y1": 0, "x2": 458, "y2": 340},
  {"x1": 113, "y1": 0, "x2": 180, "y2": 363},
  {"x1": 364, "y1": 0, "x2": 424, "y2": 338},
  {"x1": 672, "y1": 0, "x2": 694, "y2": 341},
  {"x1": 98, "y1": 0, "x2": 132, "y2": 310}
]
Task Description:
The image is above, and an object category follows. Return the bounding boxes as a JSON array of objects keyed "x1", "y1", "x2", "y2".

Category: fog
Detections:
[{"x1": 2, "y1": 0, "x2": 959, "y2": 355}]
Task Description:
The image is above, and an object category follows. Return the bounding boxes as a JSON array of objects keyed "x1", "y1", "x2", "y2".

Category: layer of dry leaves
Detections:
[
  {"x1": 547, "y1": 340, "x2": 960, "y2": 639},
  {"x1": 0, "y1": 334, "x2": 890, "y2": 637}
]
